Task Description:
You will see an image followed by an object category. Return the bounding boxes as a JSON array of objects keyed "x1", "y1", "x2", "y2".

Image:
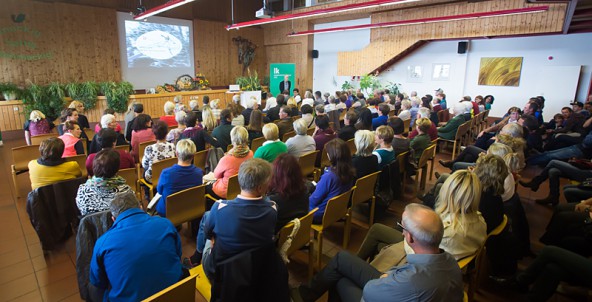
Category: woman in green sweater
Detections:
[{"x1": 254, "y1": 123, "x2": 288, "y2": 163}]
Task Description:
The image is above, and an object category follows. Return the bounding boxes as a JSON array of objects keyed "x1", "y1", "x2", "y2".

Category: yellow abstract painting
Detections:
[{"x1": 478, "y1": 57, "x2": 523, "y2": 87}]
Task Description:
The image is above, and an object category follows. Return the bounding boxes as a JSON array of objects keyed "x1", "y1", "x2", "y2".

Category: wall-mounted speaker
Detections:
[
  {"x1": 312, "y1": 50, "x2": 319, "y2": 58},
  {"x1": 457, "y1": 41, "x2": 468, "y2": 54}
]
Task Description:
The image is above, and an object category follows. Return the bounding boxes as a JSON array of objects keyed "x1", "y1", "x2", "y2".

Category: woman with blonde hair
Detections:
[
  {"x1": 24, "y1": 110, "x2": 55, "y2": 145},
  {"x1": 352, "y1": 130, "x2": 378, "y2": 179},
  {"x1": 206, "y1": 126, "x2": 253, "y2": 204},
  {"x1": 210, "y1": 99, "x2": 221, "y2": 121},
  {"x1": 254, "y1": 123, "x2": 288, "y2": 163},
  {"x1": 473, "y1": 154, "x2": 507, "y2": 232},
  {"x1": 201, "y1": 105, "x2": 217, "y2": 131}
]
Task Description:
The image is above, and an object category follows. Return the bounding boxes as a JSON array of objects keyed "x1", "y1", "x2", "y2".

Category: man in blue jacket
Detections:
[{"x1": 90, "y1": 191, "x2": 183, "y2": 301}]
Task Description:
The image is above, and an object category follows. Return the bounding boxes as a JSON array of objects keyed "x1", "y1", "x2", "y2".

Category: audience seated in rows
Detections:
[
  {"x1": 86, "y1": 129, "x2": 135, "y2": 177},
  {"x1": 29, "y1": 137, "x2": 82, "y2": 190},
  {"x1": 141, "y1": 121, "x2": 175, "y2": 183},
  {"x1": 286, "y1": 118, "x2": 316, "y2": 158}
]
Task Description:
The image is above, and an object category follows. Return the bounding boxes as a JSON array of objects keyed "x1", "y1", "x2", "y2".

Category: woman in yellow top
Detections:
[{"x1": 28, "y1": 137, "x2": 82, "y2": 190}]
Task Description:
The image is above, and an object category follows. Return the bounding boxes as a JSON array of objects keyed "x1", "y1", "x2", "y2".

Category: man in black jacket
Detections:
[
  {"x1": 338, "y1": 111, "x2": 358, "y2": 141},
  {"x1": 266, "y1": 94, "x2": 285, "y2": 122}
]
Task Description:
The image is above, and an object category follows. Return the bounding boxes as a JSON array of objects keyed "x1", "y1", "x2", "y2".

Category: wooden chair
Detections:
[
  {"x1": 65, "y1": 154, "x2": 88, "y2": 179},
  {"x1": 438, "y1": 121, "x2": 470, "y2": 160},
  {"x1": 117, "y1": 167, "x2": 140, "y2": 200},
  {"x1": 138, "y1": 140, "x2": 156, "y2": 164},
  {"x1": 250, "y1": 137, "x2": 265, "y2": 153},
  {"x1": 388, "y1": 109, "x2": 395, "y2": 117},
  {"x1": 139, "y1": 157, "x2": 178, "y2": 201},
  {"x1": 297, "y1": 150, "x2": 320, "y2": 181},
  {"x1": 142, "y1": 274, "x2": 197, "y2": 302},
  {"x1": 166, "y1": 184, "x2": 206, "y2": 227},
  {"x1": 114, "y1": 144, "x2": 130, "y2": 153},
  {"x1": 413, "y1": 144, "x2": 436, "y2": 194},
  {"x1": 282, "y1": 130, "x2": 296, "y2": 142},
  {"x1": 429, "y1": 138, "x2": 438, "y2": 180},
  {"x1": 191, "y1": 265, "x2": 211, "y2": 301},
  {"x1": 11, "y1": 145, "x2": 41, "y2": 198},
  {"x1": 30, "y1": 133, "x2": 59, "y2": 145},
  {"x1": 81, "y1": 139, "x2": 88, "y2": 155},
  {"x1": 346, "y1": 138, "x2": 356, "y2": 155},
  {"x1": 402, "y1": 118, "x2": 411, "y2": 135},
  {"x1": 306, "y1": 127, "x2": 315, "y2": 136},
  {"x1": 311, "y1": 189, "x2": 353, "y2": 269},
  {"x1": 193, "y1": 149, "x2": 208, "y2": 172},
  {"x1": 347, "y1": 171, "x2": 381, "y2": 232},
  {"x1": 480, "y1": 110, "x2": 490, "y2": 132},
  {"x1": 317, "y1": 144, "x2": 330, "y2": 170},
  {"x1": 437, "y1": 109, "x2": 450, "y2": 125},
  {"x1": 459, "y1": 215, "x2": 508, "y2": 302},
  {"x1": 277, "y1": 208, "x2": 318, "y2": 280},
  {"x1": 206, "y1": 174, "x2": 239, "y2": 204}
]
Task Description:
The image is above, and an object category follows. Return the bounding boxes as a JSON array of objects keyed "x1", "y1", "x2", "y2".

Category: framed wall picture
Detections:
[
  {"x1": 478, "y1": 57, "x2": 523, "y2": 86},
  {"x1": 432, "y1": 63, "x2": 450, "y2": 81},
  {"x1": 407, "y1": 65, "x2": 423, "y2": 83}
]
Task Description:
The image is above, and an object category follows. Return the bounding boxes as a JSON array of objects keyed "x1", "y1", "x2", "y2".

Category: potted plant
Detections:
[
  {"x1": 65, "y1": 81, "x2": 99, "y2": 110},
  {"x1": 359, "y1": 74, "x2": 382, "y2": 96},
  {"x1": 0, "y1": 82, "x2": 21, "y2": 101},
  {"x1": 21, "y1": 83, "x2": 65, "y2": 121},
  {"x1": 100, "y1": 81, "x2": 134, "y2": 113},
  {"x1": 235, "y1": 69, "x2": 262, "y2": 107}
]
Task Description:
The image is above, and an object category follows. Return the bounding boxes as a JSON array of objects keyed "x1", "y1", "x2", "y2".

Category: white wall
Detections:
[
  {"x1": 313, "y1": 29, "x2": 592, "y2": 117},
  {"x1": 312, "y1": 18, "x2": 371, "y2": 94}
]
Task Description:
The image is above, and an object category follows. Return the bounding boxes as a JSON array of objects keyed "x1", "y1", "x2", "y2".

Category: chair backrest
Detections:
[
  {"x1": 455, "y1": 121, "x2": 470, "y2": 140},
  {"x1": 346, "y1": 138, "x2": 356, "y2": 155},
  {"x1": 350, "y1": 171, "x2": 381, "y2": 207},
  {"x1": 30, "y1": 133, "x2": 59, "y2": 145},
  {"x1": 321, "y1": 189, "x2": 353, "y2": 228},
  {"x1": 84, "y1": 128, "x2": 95, "y2": 142},
  {"x1": 250, "y1": 136, "x2": 265, "y2": 153},
  {"x1": 118, "y1": 167, "x2": 138, "y2": 191},
  {"x1": 151, "y1": 157, "x2": 178, "y2": 187},
  {"x1": 319, "y1": 144, "x2": 330, "y2": 168},
  {"x1": 139, "y1": 140, "x2": 157, "y2": 163},
  {"x1": 166, "y1": 185, "x2": 206, "y2": 226},
  {"x1": 142, "y1": 274, "x2": 197, "y2": 302},
  {"x1": 298, "y1": 150, "x2": 319, "y2": 177},
  {"x1": 81, "y1": 139, "x2": 88, "y2": 155},
  {"x1": 277, "y1": 208, "x2": 318, "y2": 256},
  {"x1": 403, "y1": 118, "x2": 411, "y2": 134},
  {"x1": 437, "y1": 110, "x2": 450, "y2": 124},
  {"x1": 64, "y1": 154, "x2": 88, "y2": 178},
  {"x1": 226, "y1": 174, "x2": 240, "y2": 200},
  {"x1": 12, "y1": 145, "x2": 41, "y2": 171},
  {"x1": 282, "y1": 131, "x2": 296, "y2": 142},
  {"x1": 488, "y1": 215, "x2": 508, "y2": 238},
  {"x1": 306, "y1": 127, "x2": 315, "y2": 136},
  {"x1": 388, "y1": 109, "x2": 395, "y2": 117},
  {"x1": 193, "y1": 149, "x2": 208, "y2": 171},
  {"x1": 114, "y1": 144, "x2": 129, "y2": 153},
  {"x1": 396, "y1": 151, "x2": 409, "y2": 176},
  {"x1": 417, "y1": 144, "x2": 436, "y2": 169}
]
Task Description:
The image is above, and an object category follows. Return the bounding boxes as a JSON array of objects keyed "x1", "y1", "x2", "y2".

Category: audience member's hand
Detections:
[
  {"x1": 379, "y1": 273, "x2": 388, "y2": 279},
  {"x1": 477, "y1": 131, "x2": 484, "y2": 138}
]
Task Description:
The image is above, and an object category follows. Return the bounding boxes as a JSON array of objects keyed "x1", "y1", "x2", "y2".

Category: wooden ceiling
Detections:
[{"x1": 32, "y1": 0, "x2": 592, "y2": 33}]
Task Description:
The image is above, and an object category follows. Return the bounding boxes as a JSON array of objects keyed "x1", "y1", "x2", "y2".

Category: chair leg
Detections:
[
  {"x1": 11, "y1": 168, "x2": 20, "y2": 199},
  {"x1": 420, "y1": 166, "x2": 428, "y2": 191},
  {"x1": 429, "y1": 159, "x2": 435, "y2": 181},
  {"x1": 369, "y1": 197, "x2": 375, "y2": 226},
  {"x1": 451, "y1": 141, "x2": 457, "y2": 160},
  {"x1": 308, "y1": 241, "x2": 315, "y2": 281},
  {"x1": 343, "y1": 213, "x2": 351, "y2": 249},
  {"x1": 316, "y1": 231, "x2": 324, "y2": 271}
]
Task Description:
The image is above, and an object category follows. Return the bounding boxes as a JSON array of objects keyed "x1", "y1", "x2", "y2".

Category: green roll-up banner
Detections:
[{"x1": 270, "y1": 63, "x2": 296, "y2": 97}]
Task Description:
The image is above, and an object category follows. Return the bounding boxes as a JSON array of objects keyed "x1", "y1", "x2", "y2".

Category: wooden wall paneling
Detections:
[{"x1": 194, "y1": 20, "x2": 230, "y2": 86}]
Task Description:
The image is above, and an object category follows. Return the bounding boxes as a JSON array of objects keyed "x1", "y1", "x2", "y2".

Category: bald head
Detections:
[{"x1": 402, "y1": 203, "x2": 444, "y2": 250}]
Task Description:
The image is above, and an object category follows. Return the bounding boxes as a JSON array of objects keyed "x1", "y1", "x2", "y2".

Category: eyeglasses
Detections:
[{"x1": 397, "y1": 221, "x2": 407, "y2": 233}]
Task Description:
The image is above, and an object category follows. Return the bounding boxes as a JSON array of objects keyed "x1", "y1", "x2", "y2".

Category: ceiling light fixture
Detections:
[
  {"x1": 133, "y1": 0, "x2": 196, "y2": 20},
  {"x1": 225, "y1": 0, "x2": 421, "y2": 30},
  {"x1": 287, "y1": 6, "x2": 549, "y2": 36}
]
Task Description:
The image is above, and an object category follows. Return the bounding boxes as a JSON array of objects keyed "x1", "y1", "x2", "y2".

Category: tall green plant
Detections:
[
  {"x1": 65, "y1": 81, "x2": 99, "y2": 110},
  {"x1": 101, "y1": 81, "x2": 134, "y2": 113},
  {"x1": 235, "y1": 69, "x2": 262, "y2": 91},
  {"x1": 359, "y1": 74, "x2": 382, "y2": 96},
  {"x1": 21, "y1": 83, "x2": 64, "y2": 120}
]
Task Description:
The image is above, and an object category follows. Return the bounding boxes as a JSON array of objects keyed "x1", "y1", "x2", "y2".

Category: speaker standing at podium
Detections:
[{"x1": 279, "y1": 75, "x2": 291, "y2": 94}]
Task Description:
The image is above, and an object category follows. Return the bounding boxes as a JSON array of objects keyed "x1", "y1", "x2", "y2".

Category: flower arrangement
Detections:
[
  {"x1": 194, "y1": 73, "x2": 211, "y2": 90},
  {"x1": 235, "y1": 69, "x2": 262, "y2": 91}
]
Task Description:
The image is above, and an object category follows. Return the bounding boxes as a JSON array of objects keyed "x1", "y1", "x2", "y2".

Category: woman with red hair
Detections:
[{"x1": 267, "y1": 153, "x2": 309, "y2": 232}]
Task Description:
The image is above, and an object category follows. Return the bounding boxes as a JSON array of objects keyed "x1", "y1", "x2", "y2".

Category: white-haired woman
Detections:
[
  {"x1": 166, "y1": 111, "x2": 187, "y2": 144},
  {"x1": 286, "y1": 118, "x2": 316, "y2": 157},
  {"x1": 160, "y1": 101, "x2": 177, "y2": 127},
  {"x1": 24, "y1": 110, "x2": 55, "y2": 145},
  {"x1": 89, "y1": 114, "x2": 127, "y2": 154},
  {"x1": 397, "y1": 100, "x2": 412, "y2": 121},
  {"x1": 210, "y1": 99, "x2": 221, "y2": 121}
]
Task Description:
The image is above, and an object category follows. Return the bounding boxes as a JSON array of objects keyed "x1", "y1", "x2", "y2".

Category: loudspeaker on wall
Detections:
[
  {"x1": 458, "y1": 41, "x2": 468, "y2": 54},
  {"x1": 312, "y1": 50, "x2": 319, "y2": 58}
]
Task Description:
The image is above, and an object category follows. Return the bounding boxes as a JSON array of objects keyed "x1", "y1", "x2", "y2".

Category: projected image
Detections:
[{"x1": 125, "y1": 20, "x2": 191, "y2": 68}]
